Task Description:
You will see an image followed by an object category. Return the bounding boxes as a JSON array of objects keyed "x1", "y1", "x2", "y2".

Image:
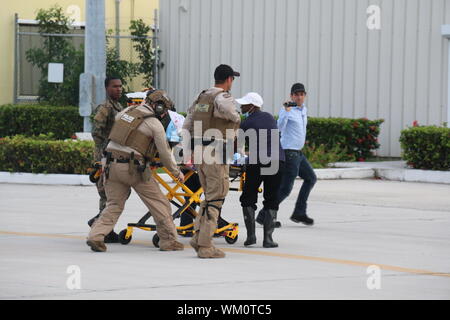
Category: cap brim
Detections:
[
  {"x1": 236, "y1": 98, "x2": 250, "y2": 105},
  {"x1": 233, "y1": 71, "x2": 240, "y2": 77}
]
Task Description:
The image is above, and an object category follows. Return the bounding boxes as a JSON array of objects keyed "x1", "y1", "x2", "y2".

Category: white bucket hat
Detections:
[{"x1": 236, "y1": 92, "x2": 264, "y2": 108}]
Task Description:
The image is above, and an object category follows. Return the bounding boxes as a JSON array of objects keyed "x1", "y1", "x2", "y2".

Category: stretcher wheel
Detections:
[
  {"x1": 89, "y1": 170, "x2": 100, "y2": 184},
  {"x1": 225, "y1": 235, "x2": 238, "y2": 245},
  {"x1": 152, "y1": 234, "x2": 160, "y2": 248},
  {"x1": 118, "y1": 229, "x2": 132, "y2": 245}
]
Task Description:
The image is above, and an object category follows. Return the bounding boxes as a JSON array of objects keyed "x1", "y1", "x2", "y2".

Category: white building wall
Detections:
[{"x1": 160, "y1": 0, "x2": 450, "y2": 156}]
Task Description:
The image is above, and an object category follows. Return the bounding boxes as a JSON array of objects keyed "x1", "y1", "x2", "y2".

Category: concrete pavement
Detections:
[{"x1": 0, "y1": 179, "x2": 449, "y2": 300}]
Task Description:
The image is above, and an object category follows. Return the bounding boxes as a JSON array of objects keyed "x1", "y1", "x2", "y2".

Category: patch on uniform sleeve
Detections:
[
  {"x1": 194, "y1": 104, "x2": 210, "y2": 112},
  {"x1": 222, "y1": 93, "x2": 232, "y2": 99}
]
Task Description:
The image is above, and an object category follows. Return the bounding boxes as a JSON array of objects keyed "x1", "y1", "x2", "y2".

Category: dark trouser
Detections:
[
  {"x1": 278, "y1": 150, "x2": 317, "y2": 216},
  {"x1": 240, "y1": 162, "x2": 283, "y2": 210},
  {"x1": 180, "y1": 169, "x2": 201, "y2": 226}
]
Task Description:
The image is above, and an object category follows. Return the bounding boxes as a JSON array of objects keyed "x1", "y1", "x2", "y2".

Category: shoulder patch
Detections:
[
  {"x1": 222, "y1": 93, "x2": 232, "y2": 99},
  {"x1": 195, "y1": 104, "x2": 210, "y2": 112}
]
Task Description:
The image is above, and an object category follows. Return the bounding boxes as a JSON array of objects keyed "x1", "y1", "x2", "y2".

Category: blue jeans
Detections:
[{"x1": 278, "y1": 150, "x2": 317, "y2": 216}]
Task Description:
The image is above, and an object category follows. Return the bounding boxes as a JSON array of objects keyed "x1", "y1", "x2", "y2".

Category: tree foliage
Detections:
[{"x1": 25, "y1": 6, "x2": 159, "y2": 106}]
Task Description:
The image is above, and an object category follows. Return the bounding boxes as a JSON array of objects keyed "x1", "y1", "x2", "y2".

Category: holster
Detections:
[
  {"x1": 128, "y1": 152, "x2": 136, "y2": 175},
  {"x1": 140, "y1": 159, "x2": 152, "y2": 182},
  {"x1": 104, "y1": 152, "x2": 113, "y2": 180}
]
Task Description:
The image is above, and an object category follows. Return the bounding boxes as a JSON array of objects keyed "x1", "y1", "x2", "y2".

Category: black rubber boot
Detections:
[
  {"x1": 242, "y1": 207, "x2": 256, "y2": 246},
  {"x1": 255, "y1": 209, "x2": 265, "y2": 226},
  {"x1": 271, "y1": 210, "x2": 282, "y2": 228},
  {"x1": 263, "y1": 209, "x2": 278, "y2": 248},
  {"x1": 257, "y1": 209, "x2": 282, "y2": 228}
]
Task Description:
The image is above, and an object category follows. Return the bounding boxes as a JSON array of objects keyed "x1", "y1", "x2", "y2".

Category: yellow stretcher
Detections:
[{"x1": 117, "y1": 163, "x2": 247, "y2": 248}]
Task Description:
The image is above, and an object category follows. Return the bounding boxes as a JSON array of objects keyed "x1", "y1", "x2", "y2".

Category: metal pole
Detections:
[
  {"x1": 153, "y1": 8, "x2": 159, "y2": 89},
  {"x1": 79, "y1": 0, "x2": 106, "y2": 133},
  {"x1": 13, "y1": 13, "x2": 18, "y2": 104},
  {"x1": 447, "y1": 40, "x2": 450, "y2": 127},
  {"x1": 115, "y1": 0, "x2": 120, "y2": 58},
  {"x1": 443, "y1": 25, "x2": 450, "y2": 127}
]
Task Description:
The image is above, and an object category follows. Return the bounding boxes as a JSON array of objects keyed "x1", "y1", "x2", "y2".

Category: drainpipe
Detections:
[
  {"x1": 115, "y1": 0, "x2": 121, "y2": 58},
  {"x1": 442, "y1": 25, "x2": 450, "y2": 127}
]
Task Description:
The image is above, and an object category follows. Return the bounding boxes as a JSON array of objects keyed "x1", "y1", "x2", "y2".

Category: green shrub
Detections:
[
  {"x1": 399, "y1": 126, "x2": 450, "y2": 171},
  {"x1": 303, "y1": 143, "x2": 356, "y2": 169},
  {"x1": 0, "y1": 135, "x2": 93, "y2": 174},
  {"x1": 306, "y1": 117, "x2": 384, "y2": 161},
  {"x1": 0, "y1": 104, "x2": 83, "y2": 139}
]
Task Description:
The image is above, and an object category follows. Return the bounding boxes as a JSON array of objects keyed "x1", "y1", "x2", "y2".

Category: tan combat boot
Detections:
[
  {"x1": 189, "y1": 233, "x2": 200, "y2": 252},
  {"x1": 198, "y1": 246, "x2": 226, "y2": 259},
  {"x1": 159, "y1": 240, "x2": 185, "y2": 251},
  {"x1": 86, "y1": 240, "x2": 107, "y2": 252}
]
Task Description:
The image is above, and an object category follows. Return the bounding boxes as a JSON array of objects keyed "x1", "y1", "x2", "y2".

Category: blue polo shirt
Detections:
[{"x1": 278, "y1": 104, "x2": 308, "y2": 150}]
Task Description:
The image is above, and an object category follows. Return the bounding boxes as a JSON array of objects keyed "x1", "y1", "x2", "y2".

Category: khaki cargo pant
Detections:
[
  {"x1": 88, "y1": 162, "x2": 178, "y2": 247},
  {"x1": 192, "y1": 163, "x2": 230, "y2": 248}
]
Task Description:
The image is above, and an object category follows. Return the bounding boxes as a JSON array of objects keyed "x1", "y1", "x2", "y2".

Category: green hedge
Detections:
[
  {"x1": 0, "y1": 135, "x2": 93, "y2": 174},
  {"x1": 400, "y1": 126, "x2": 450, "y2": 171},
  {"x1": 270, "y1": 115, "x2": 383, "y2": 161},
  {"x1": 0, "y1": 105, "x2": 383, "y2": 162},
  {"x1": 303, "y1": 143, "x2": 355, "y2": 168},
  {"x1": 306, "y1": 117, "x2": 384, "y2": 161},
  {"x1": 0, "y1": 104, "x2": 384, "y2": 174},
  {"x1": 0, "y1": 104, "x2": 83, "y2": 139}
]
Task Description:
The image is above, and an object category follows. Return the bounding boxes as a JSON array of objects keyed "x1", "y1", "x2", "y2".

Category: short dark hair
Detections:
[
  {"x1": 214, "y1": 64, "x2": 240, "y2": 82},
  {"x1": 215, "y1": 79, "x2": 228, "y2": 85},
  {"x1": 105, "y1": 76, "x2": 121, "y2": 88}
]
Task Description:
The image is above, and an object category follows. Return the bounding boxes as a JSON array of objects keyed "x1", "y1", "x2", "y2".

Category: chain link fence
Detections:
[{"x1": 13, "y1": 13, "x2": 160, "y2": 105}]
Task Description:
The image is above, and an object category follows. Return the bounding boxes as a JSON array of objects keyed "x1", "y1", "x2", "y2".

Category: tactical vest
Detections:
[
  {"x1": 191, "y1": 90, "x2": 237, "y2": 140},
  {"x1": 108, "y1": 105, "x2": 156, "y2": 158}
]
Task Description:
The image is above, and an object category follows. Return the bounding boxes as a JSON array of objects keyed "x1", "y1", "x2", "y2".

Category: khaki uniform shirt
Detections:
[
  {"x1": 183, "y1": 87, "x2": 241, "y2": 132},
  {"x1": 92, "y1": 97, "x2": 124, "y2": 161},
  {"x1": 106, "y1": 105, "x2": 181, "y2": 177}
]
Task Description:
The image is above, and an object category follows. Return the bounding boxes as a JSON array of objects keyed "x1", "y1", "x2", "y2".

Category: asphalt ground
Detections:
[{"x1": 0, "y1": 179, "x2": 449, "y2": 300}]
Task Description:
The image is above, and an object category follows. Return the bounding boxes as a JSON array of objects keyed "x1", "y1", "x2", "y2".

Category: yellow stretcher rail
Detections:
[{"x1": 117, "y1": 163, "x2": 248, "y2": 248}]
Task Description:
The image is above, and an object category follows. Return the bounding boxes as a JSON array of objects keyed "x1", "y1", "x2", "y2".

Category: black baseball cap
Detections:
[
  {"x1": 214, "y1": 64, "x2": 240, "y2": 81},
  {"x1": 291, "y1": 83, "x2": 307, "y2": 94}
]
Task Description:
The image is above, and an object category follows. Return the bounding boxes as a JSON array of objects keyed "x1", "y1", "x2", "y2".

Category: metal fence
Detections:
[{"x1": 13, "y1": 12, "x2": 161, "y2": 104}]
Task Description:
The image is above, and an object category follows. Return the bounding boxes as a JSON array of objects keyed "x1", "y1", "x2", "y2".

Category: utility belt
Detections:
[
  {"x1": 190, "y1": 138, "x2": 234, "y2": 164},
  {"x1": 112, "y1": 158, "x2": 143, "y2": 165},
  {"x1": 190, "y1": 137, "x2": 236, "y2": 150},
  {"x1": 190, "y1": 137, "x2": 223, "y2": 148},
  {"x1": 104, "y1": 152, "x2": 152, "y2": 180}
]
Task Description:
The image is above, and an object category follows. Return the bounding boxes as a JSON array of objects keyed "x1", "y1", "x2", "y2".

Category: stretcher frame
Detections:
[{"x1": 118, "y1": 163, "x2": 246, "y2": 248}]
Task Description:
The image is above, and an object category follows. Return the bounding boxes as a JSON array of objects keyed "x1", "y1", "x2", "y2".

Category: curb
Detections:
[
  {"x1": 0, "y1": 172, "x2": 92, "y2": 186},
  {"x1": 1, "y1": 166, "x2": 449, "y2": 185},
  {"x1": 314, "y1": 168, "x2": 374, "y2": 180},
  {"x1": 0, "y1": 168, "x2": 376, "y2": 186},
  {"x1": 375, "y1": 168, "x2": 450, "y2": 184}
]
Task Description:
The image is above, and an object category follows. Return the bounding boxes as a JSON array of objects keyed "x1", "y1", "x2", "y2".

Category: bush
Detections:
[
  {"x1": 400, "y1": 126, "x2": 450, "y2": 171},
  {"x1": 303, "y1": 143, "x2": 355, "y2": 169},
  {"x1": 0, "y1": 104, "x2": 83, "y2": 139},
  {"x1": 306, "y1": 117, "x2": 384, "y2": 161},
  {"x1": 0, "y1": 135, "x2": 93, "y2": 174}
]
